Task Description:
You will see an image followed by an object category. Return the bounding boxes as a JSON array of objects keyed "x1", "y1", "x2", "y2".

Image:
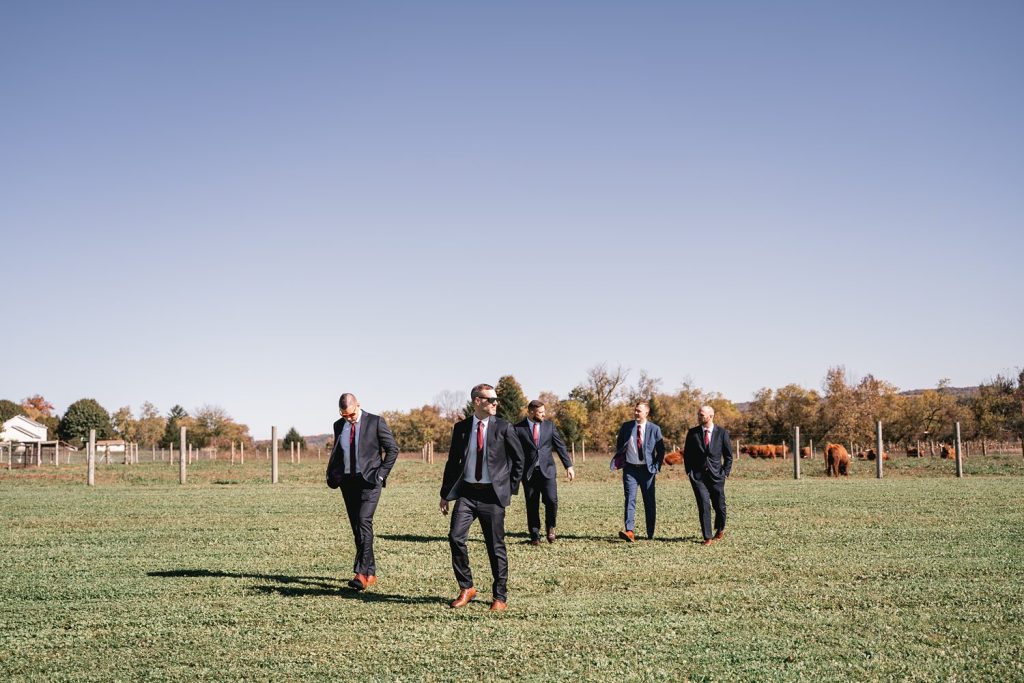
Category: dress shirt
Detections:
[
  {"x1": 342, "y1": 419, "x2": 361, "y2": 474},
  {"x1": 464, "y1": 416, "x2": 492, "y2": 484},
  {"x1": 626, "y1": 421, "x2": 647, "y2": 465}
]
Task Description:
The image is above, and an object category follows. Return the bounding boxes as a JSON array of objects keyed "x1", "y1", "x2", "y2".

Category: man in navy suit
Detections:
[
  {"x1": 683, "y1": 405, "x2": 734, "y2": 545},
  {"x1": 612, "y1": 401, "x2": 665, "y2": 541},
  {"x1": 514, "y1": 399, "x2": 575, "y2": 545},
  {"x1": 439, "y1": 383, "x2": 525, "y2": 611},
  {"x1": 325, "y1": 393, "x2": 400, "y2": 590}
]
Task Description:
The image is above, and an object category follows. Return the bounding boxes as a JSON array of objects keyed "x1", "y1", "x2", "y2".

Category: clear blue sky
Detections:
[{"x1": 3, "y1": 1, "x2": 1021, "y2": 438}]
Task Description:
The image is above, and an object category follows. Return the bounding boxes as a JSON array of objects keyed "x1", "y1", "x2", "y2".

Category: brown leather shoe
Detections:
[
  {"x1": 449, "y1": 587, "x2": 477, "y2": 608},
  {"x1": 363, "y1": 574, "x2": 377, "y2": 588},
  {"x1": 702, "y1": 539, "x2": 714, "y2": 546},
  {"x1": 347, "y1": 574, "x2": 368, "y2": 590},
  {"x1": 546, "y1": 528, "x2": 556, "y2": 543},
  {"x1": 618, "y1": 530, "x2": 635, "y2": 542},
  {"x1": 529, "y1": 538, "x2": 541, "y2": 546},
  {"x1": 713, "y1": 530, "x2": 725, "y2": 541},
  {"x1": 489, "y1": 599, "x2": 507, "y2": 612}
]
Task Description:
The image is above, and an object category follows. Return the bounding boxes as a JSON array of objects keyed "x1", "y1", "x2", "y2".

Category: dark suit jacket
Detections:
[
  {"x1": 683, "y1": 425, "x2": 734, "y2": 479},
  {"x1": 325, "y1": 411, "x2": 400, "y2": 489},
  {"x1": 613, "y1": 420, "x2": 665, "y2": 474},
  {"x1": 440, "y1": 416, "x2": 525, "y2": 508},
  {"x1": 513, "y1": 419, "x2": 572, "y2": 479}
]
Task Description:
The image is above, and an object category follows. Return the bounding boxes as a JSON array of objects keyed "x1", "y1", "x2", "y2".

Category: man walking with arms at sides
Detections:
[
  {"x1": 514, "y1": 399, "x2": 575, "y2": 545},
  {"x1": 440, "y1": 383, "x2": 525, "y2": 611},
  {"x1": 683, "y1": 405, "x2": 733, "y2": 546},
  {"x1": 325, "y1": 393, "x2": 399, "y2": 590},
  {"x1": 611, "y1": 401, "x2": 665, "y2": 541}
]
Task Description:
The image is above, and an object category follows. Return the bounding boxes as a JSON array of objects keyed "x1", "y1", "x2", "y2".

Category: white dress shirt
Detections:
[
  {"x1": 464, "y1": 416, "x2": 491, "y2": 484},
  {"x1": 342, "y1": 419, "x2": 361, "y2": 474},
  {"x1": 626, "y1": 421, "x2": 647, "y2": 465}
]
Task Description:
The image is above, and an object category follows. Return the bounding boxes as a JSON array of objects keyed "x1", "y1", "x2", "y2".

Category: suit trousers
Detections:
[
  {"x1": 523, "y1": 469, "x2": 558, "y2": 540},
  {"x1": 623, "y1": 463, "x2": 656, "y2": 538},
  {"x1": 448, "y1": 484, "x2": 508, "y2": 602},
  {"x1": 340, "y1": 474, "x2": 382, "y2": 575},
  {"x1": 688, "y1": 469, "x2": 727, "y2": 541}
]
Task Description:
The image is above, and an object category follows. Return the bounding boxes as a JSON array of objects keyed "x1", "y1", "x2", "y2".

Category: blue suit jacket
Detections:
[
  {"x1": 614, "y1": 420, "x2": 665, "y2": 474},
  {"x1": 513, "y1": 419, "x2": 572, "y2": 479}
]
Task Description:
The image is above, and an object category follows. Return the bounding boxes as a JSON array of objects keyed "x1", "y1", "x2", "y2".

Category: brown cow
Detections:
[
  {"x1": 800, "y1": 446, "x2": 812, "y2": 459},
  {"x1": 825, "y1": 443, "x2": 850, "y2": 476},
  {"x1": 664, "y1": 450, "x2": 683, "y2": 466},
  {"x1": 866, "y1": 448, "x2": 889, "y2": 461},
  {"x1": 906, "y1": 446, "x2": 921, "y2": 457},
  {"x1": 940, "y1": 444, "x2": 955, "y2": 459}
]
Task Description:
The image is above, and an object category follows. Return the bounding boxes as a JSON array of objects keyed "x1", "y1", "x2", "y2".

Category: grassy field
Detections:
[{"x1": 2, "y1": 456, "x2": 1023, "y2": 682}]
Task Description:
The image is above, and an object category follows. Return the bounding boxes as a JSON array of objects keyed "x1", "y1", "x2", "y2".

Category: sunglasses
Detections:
[{"x1": 477, "y1": 397, "x2": 499, "y2": 404}]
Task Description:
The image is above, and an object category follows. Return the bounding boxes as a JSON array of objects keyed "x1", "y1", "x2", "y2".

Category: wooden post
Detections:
[
  {"x1": 571, "y1": 441, "x2": 576, "y2": 465},
  {"x1": 793, "y1": 426, "x2": 801, "y2": 480},
  {"x1": 582, "y1": 438, "x2": 586, "y2": 462},
  {"x1": 88, "y1": 429, "x2": 96, "y2": 486},
  {"x1": 179, "y1": 428, "x2": 187, "y2": 484},
  {"x1": 271, "y1": 427, "x2": 279, "y2": 484},
  {"x1": 955, "y1": 422, "x2": 964, "y2": 478},
  {"x1": 809, "y1": 438, "x2": 814, "y2": 460},
  {"x1": 875, "y1": 422, "x2": 884, "y2": 479},
  {"x1": 318, "y1": 447, "x2": 321, "y2": 461},
  {"x1": 231, "y1": 441, "x2": 235, "y2": 465},
  {"x1": 240, "y1": 441, "x2": 245, "y2": 465}
]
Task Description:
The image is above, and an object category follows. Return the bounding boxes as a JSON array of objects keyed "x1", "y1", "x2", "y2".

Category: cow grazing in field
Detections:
[
  {"x1": 906, "y1": 446, "x2": 921, "y2": 457},
  {"x1": 940, "y1": 444, "x2": 955, "y2": 459},
  {"x1": 664, "y1": 450, "x2": 683, "y2": 466},
  {"x1": 866, "y1": 448, "x2": 889, "y2": 461},
  {"x1": 825, "y1": 443, "x2": 850, "y2": 476},
  {"x1": 800, "y1": 446, "x2": 812, "y2": 458},
  {"x1": 742, "y1": 444, "x2": 785, "y2": 459}
]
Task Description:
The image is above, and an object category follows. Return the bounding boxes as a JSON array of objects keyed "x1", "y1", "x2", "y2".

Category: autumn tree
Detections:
[
  {"x1": 553, "y1": 398, "x2": 588, "y2": 448},
  {"x1": 495, "y1": 375, "x2": 527, "y2": 423},
  {"x1": 383, "y1": 405, "x2": 452, "y2": 451},
  {"x1": 571, "y1": 364, "x2": 628, "y2": 453},
  {"x1": 111, "y1": 406, "x2": 139, "y2": 442},
  {"x1": 136, "y1": 402, "x2": 166, "y2": 447},
  {"x1": 57, "y1": 398, "x2": 113, "y2": 446}
]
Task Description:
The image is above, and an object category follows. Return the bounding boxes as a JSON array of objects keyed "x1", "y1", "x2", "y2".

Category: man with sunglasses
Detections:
[
  {"x1": 440, "y1": 383, "x2": 525, "y2": 611},
  {"x1": 326, "y1": 393, "x2": 399, "y2": 591}
]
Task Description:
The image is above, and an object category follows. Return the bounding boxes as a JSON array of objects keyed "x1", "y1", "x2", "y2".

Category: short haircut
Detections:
[
  {"x1": 527, "y1": 400, "x2": 545, "y2": 411},
  {"x1": 699, "y1": 404, "x2": 715, "y2": 415},
  {"x1": 470, "y1": 383, "x2": 494, "y2": 399},
  {"x1": 634, "y1": 400, "x2": 650, "y2": 409},
  {"x1": 338, "y1": 393, "x2": 358, "y2": 410}
]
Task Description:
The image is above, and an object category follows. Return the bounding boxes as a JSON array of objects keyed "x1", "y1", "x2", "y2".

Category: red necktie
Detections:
[
  {"x1": 532, "y1": 422, "x2": 539, "y2": 446},
  {"x1": 636, "y1": 423, "x2": 643, "y2": 459},
  {"x1": 704, "y1": 429, "x2": 711, "y2": 448},
  {"x1": 475, "y1": 421, "x2": 485, "y2": 480},
  {"x1": 349, "y1": 423, "x2": 357, "y2": 473}
]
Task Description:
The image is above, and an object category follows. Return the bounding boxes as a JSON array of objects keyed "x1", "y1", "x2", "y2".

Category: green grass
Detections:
[{"x1": 2, "y1": 458, "x2": 1023, "y2": 682}]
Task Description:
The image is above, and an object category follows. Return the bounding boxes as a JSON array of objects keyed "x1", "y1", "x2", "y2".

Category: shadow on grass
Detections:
[
  {"x1": 378, "y1": 533, "x2": 447, "y2": 543},
  {"x1": 148, "y1": 568, "x2": 442, "y2": 605}
]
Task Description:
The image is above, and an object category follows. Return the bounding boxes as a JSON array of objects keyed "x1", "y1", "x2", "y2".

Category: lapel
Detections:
[
  {"x1": 486, "y1": 417, "x2": 500, "y2": 461},
  {"x1": 354, "y1": 414, "x2": 369, "y2": 457},
  {"x1": 460, "y1": 419, "x2": 473, "y2": 461}
]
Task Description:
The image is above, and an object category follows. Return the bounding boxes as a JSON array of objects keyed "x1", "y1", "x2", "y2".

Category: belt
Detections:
[{"x1": 463, "y1": 482, "x2": 491, "y2": 490}]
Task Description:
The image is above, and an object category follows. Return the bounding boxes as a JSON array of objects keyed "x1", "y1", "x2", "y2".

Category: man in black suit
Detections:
[
  {"x1": 439, "y1": 383, "x2": 525, "y2": 611},
  {"x1": 326, "y1": 393, "x2": 399, "y2": 589},
  {"x1": 683, "y1": 405, "x2": 734, "y2": 546},
  {"x1": 514, "y1": 399, "x2": 575, "y2": 545}
]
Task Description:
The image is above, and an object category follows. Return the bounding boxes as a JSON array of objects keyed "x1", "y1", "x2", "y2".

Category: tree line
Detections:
[
  {"x1": 3, "y1": 363, "x2": 1022, "y2": 455},
  {"x1": 377, "y1": 365, "x2": 1024, "y2": 454}
]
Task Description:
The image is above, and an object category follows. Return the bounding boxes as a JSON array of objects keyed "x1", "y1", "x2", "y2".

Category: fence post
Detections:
[
  {"x1": 240, "y1": 442, "x2": 245, "y2": 465},
  {"x1": 582, "y1": 438, "x2": 586, "y2": 462},
  {"x1": 875, "y1": 421, "x2": 884, "y2": 479},
  {"x1": 793, "y1": 427, "x2": 801, "y2": 480},
  {"x1": 955, "y1": 422, "x2": 963, "y2": 478},
  {"x1": 271, "y1": 427, "x2": 279, "y2": 484},
  {"x1": 179, "y1": 428, "x2": 187, "y2": 484},
  {"x1": 88, "y1": 429, "x2": 96, "y2": 486}
]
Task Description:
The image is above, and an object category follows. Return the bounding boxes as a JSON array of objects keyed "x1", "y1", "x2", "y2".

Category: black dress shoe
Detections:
[{"x1": 546, "y1": 529, "x2": 556, "y2": 543}]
